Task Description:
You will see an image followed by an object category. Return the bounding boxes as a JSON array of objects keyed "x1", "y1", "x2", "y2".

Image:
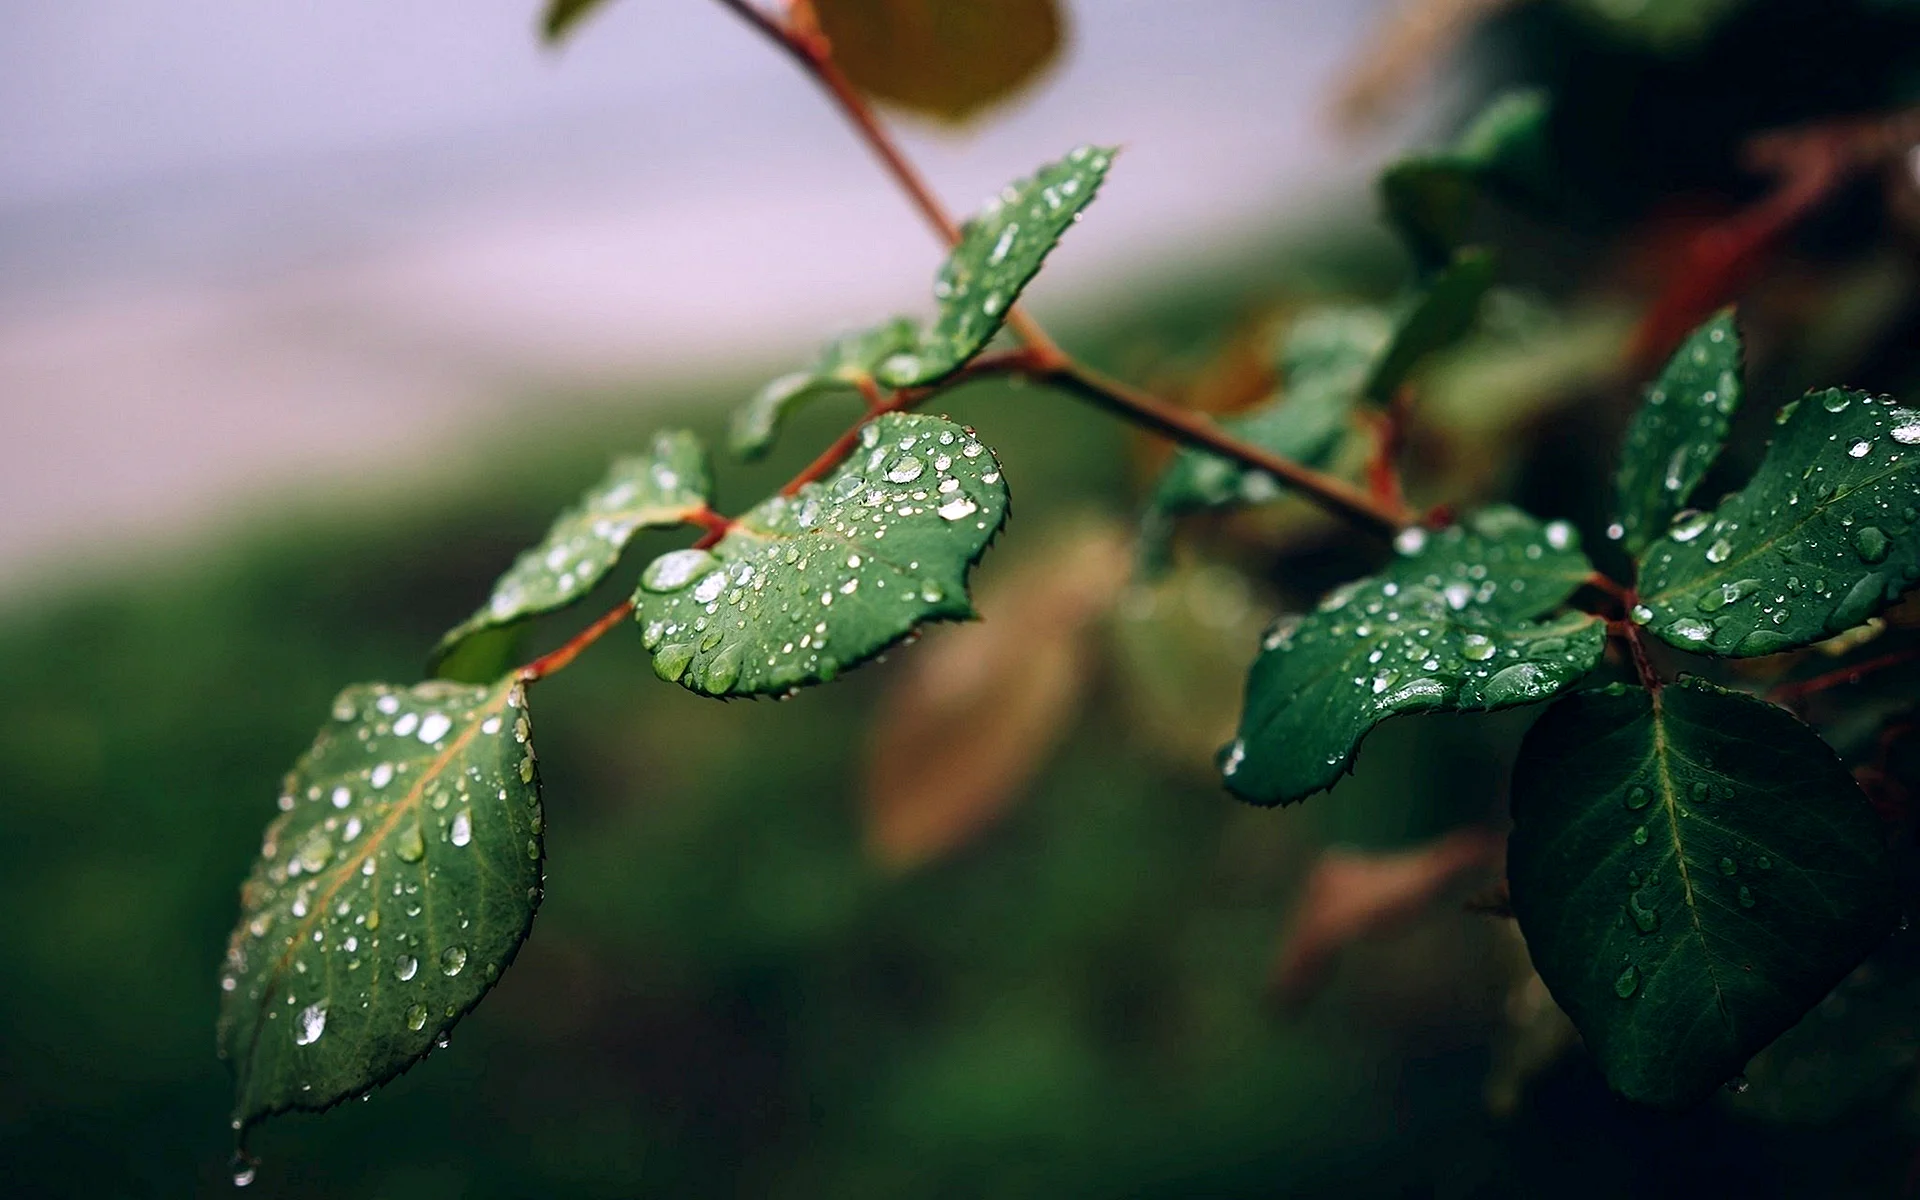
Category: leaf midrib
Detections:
[
  {"x1": 1649, "y1": 689, "x2": 1732, "y2": 1027},
  {"x1": 238, "y1": 682, "x2": 512, "y2": 1109}
]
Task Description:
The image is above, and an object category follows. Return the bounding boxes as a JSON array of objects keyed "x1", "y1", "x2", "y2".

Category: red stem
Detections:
[
  {"x1": 518, "y1": 600, "x2": 635, "y2": 684},
  {"x1": 1769, "y1": 646, "x2": 1920, "y2": 706}
]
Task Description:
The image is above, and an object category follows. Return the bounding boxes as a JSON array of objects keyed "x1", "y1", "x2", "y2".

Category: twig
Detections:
[
  {"x1": 519, "y1": 600, "x2": 636, "y2": 683},
  {"x1": 711, "y1": 0, "x2": 1410, "y2": 535},
  {"x1": 1769, "y1": 646, "x2": 1920, "y2": 706}
]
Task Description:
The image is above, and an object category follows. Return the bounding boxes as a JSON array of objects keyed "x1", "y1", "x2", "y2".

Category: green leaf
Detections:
[
  {"x1": 541, "y1": 0, "x2": 614, "y2": 42},
  {"x1": 729, "y1": 318, "x2": 920, "y2": 460},
  {"x1": 1150, "y1": 308, "x2": 1388, "y2": 515},
  {"x1": 1381, "y1": 90, "x2": 1552, "y2": 269},
  {"x1": 632, "y1": 412, "x2": 1009, "y2": 696},
  {"x1": 1363, "y1": 248, "x2": 1498, "y2": 404},
  {"x1": 875, "y1": 146, "x2": 1113, "y2": 389},
  {"x1": 1612, "y1": 310, "x2": 1743, "y2": 557},
  {"x1": 433, "y1": 431, "x2": 711, "y2": 669},
  {"x1": 1633, "y1": 390, "x2": 1920, "y2": 657},
  {"x1": 218, "y1": 677, "x2": 544, "y2": 1134},
  {"x1": 812, "y1": 0, "x2": 1064, "y2": 124},
  {"x1": 1223, "y1": 507, "x2": 1606, "y2": 806},
  {"x1": 1507, "y1": 678, "x2": 1896, "y2": 1108}
]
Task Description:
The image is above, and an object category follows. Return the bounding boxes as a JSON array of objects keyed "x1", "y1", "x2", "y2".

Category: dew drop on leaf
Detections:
[{"x1": 440, "y1": 946, "x2": 468, "y2": 977}]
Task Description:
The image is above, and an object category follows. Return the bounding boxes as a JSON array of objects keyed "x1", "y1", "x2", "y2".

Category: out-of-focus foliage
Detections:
[{"x1": 811, "y1": 0, "x2": 1065, "y2": 123}]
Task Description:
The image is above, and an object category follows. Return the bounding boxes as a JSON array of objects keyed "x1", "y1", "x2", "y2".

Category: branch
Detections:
[
  {"x1": 713, "y1": 0, "x2": 1416, "y2": 536},
  {"x1": 518, "y1": 600, "x2": 635, "y2": 683},
  {"x1": 1769, "y1": 645, "x2": 1920, "y2": 707}
]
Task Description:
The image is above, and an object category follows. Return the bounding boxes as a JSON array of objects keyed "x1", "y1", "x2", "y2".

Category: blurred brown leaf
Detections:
[
  {"x1": 863, "y1": 521, "x2": 1130, "y2": 872},
  {"x1": 1333, "y1": 0, "x2": 1521, "y2": 131},
  {"x1": 1268, "y1": 827, "x2": 1505, "y2": 1011},
  {"x1": 812, "y1": 0, "x2": 1065, "y2": 124}
]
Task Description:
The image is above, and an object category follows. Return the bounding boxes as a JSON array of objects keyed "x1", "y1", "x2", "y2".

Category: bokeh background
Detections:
[{"x1": 10, "y1": 0, "x2": 1920, "y2": 1195}]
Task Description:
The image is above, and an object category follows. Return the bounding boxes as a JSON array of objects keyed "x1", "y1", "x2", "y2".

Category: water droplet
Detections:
[
  {"x1": 1725, "y1": 1073, "x2": 1751, "y2": 1094},
  {"x1": 1614, "y1": 964, "x2": 1640, "y2": 998},
  {"x1": 1461, "y1": 634, "x2": 1497, "y2": 661},
  {"x1": 449, "y1": 810, "x2": 472, "y2": 847},
  {"x1": 1625, "y1": 786, "x2": 1651, "y2": 811},
  {"x1": 936, "y1": 496, "x2": 978, "y2": 521},
  {"x1": 1481, "y1": 661, "x2": 1552, "y2": 705},
  {"x1": 884, "y1": 455, "x2": 925, "y2": 483},
  {"x1": 405, "y1": 1002, "x2": 428, "y2": 1032},
  {"x1": 1849, "y1": 439, "x2": 1873, "y2": 458},
  {"x1": 395, "y1": 823, "x2": 426, "y2": 864},
  {"x1": 1668, "y1": 617, "x2": 1714, "y2": 643},
  {"x1": 230, "y1": 1153, "x2": 258, "y2": 1188},
  {"x1": 1892, "y1": 409, "x2": 1920, "y2": 444},
  {"x1": 417, "y1": 712, "x2": 452, "y2": 744},
  {"x1": 1545, "y1": 521, "x2": 1576, "y2": 551},
  {"x1": 294, "y1": 1002, "x2": 327, "y2": 1045},
  {"x1": 653, "y1": 642, "x2": 696, "y2": 682},
  {"x1": 440, "y1": 946, "x2": 468, "y2": 977},
  {"x1": 1738, "y1": 885, "x2": 1756, "y2": 909},
  {"x1": 1822, "y1": 391, "x2": 1851, "y2": 413},
  {"x1": 1668, "y1": 509, "x2": 1711, "y2": 543},
  {"x1": 1854, "y1": 526, "x2": 1891, "y2": 564},
  {"x1": 1629, "y1": 891, "x2": 1659, "y2": 932},
  {"x1": 702, "y1": 642, "x2": 742, "y2": 693},
  {"x1": 640, "y1": 548, "x2": 716, "y2": 593},
  {"x1": 1705, "y1": 538, "x2": 1733, "y2": 564},
  {"x1": 1393, "y1": 527, "x2": 1428, "y2": 555},
  {"x1": 394, "y1": 954, "x2": 418, "y2": 982},
  {"x1": 1632, "y1": 825, "x2": 1649, "y2": 846}
]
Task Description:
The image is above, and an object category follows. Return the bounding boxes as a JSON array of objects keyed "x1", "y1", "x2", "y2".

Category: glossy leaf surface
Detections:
[
  {"x1": 729, "y1": 319, "x2": 920, "y2": 459},
  {"x1": 219, "y1": 678, "x2": 544, "y2": 1134},
  {"x1": 1612, "y1": 310, "x2": 1742, "y2": 556},
  {"x1": 1634, "y1": 389, "x2": 1920, "y2": 656},
  {"x1": 876, "y1": 146, "x2": 1113, "y2": 388},
  {"x1": 434, "y1": 431, "x2": 711, "y2": 669},
  {"x1": 814, "y1": 0, "x2": 1063, "y2": 123},
  {"x1": 1224, "y1": 508, "x2": 1605, "y2": 806},
  {"x1": 1508, "y1": 678, "x2": 1896, "y2": 1108},
  {"x1": 633, "y1": 413, "x2": 1008, "y2": 696}
]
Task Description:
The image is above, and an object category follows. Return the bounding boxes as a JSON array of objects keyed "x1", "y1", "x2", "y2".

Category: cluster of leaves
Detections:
[
  {"x1": 219, "y1": 142, "x2": 1111, "y2": 1143},
  {"x1": 222, "y1": 0, "x2": 1920, "y2": 1167}
]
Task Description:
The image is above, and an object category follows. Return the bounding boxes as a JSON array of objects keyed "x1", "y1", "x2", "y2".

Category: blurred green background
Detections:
[{"x1": 14, "y1": 0, "x2": 1920, "y2": 1196}]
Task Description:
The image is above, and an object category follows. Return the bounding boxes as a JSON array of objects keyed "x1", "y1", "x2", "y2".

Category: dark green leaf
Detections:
[
  {"x1": 730, "y1": 319, "x2": 921, "y2": 460},
  {"x1": 433, "y1": 431, "x2": 711, "y2": 668},
  {"x1": 1612, "y1": 310, "x2": 1743, "y2": 557},
  {"x1": 1364, "y1": 248, "x2": 1498, "y2": 404},
  {"x1": 1381, "y1": 90, "x2": 1552, "y2": 269},
  {"x1": 219, "y1": 677, "x2": 544, "y2": 1134},
  {"x1": 876, "y1": 146, "x2": 1113, "y2": 388},
  {"x1": 1634, "y1": 390, "x2": 1920, "y2": 656},
  {"x1": 813, "y1": 0, "x2": 1064, "y2": 124},
  {"x1": 632, "y1": 412, "x2": 1009, "y2": 696},
  {"x1": 541, "y1": 0, "x2": 614, "y2": 42},
  {"x1": 1150, "y1": 308, "x2": 1387, "y2": 514},
  {"x1": 1507, "y1": 678, "x2": 1896, "y2": 1108},
  {"x1": 1223, "y1": 507, "x2": 1605, "y2": 806}
]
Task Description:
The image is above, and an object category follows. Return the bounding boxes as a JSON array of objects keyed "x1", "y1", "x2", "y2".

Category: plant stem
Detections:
[
  {"x1": 1769, "y1": 646, "x2": 1920, "y2": 706},
  {"x1": 519, "y1": 600, "x2": 635, "y2": 684},
  {"x1": 710, "y1": 0, "x2": 1409, "y2": 535}
]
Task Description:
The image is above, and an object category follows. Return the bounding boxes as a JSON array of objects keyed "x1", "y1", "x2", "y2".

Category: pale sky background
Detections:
[{"x1": 0, "y1": 0, "x2": 1419, "y2": 592}]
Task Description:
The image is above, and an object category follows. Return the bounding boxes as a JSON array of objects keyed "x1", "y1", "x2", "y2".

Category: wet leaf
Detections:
[
  {"x1": 1612, "y1": 310, "x2": 1743, "y2": 557},
  {"x1": 1151, "y1": 308, "x2": 1388, "y2": 515},
  {"x1": 813, "y1": 0, "x2": 1063, "y2": 123},
  {"x1": 1225, "y1": 507, "x2": 1606, "y2": 806},
  {"x1": 876, "y1": 145, "x2": 1114, "y2": 389},
  {"x1": 1364, "y1": 248, "x2": 1498, "y2": 404},
  {"x1": 1634, "y1": 390, "x2": 1920, "y2": 657},
  {"x1": 632, "y1": 412, "x2": 1008, "y2": 697},
  {"x1": 434, "y1": 431, "x2": 711, "y2": 670},
  {"x1": 1270, "y1": 828, "x2": 1504, "y2": 1009},
  {"x1": 864, "y1": 524, "x2": 1129, "y2": 871},
  {"x1": 1382, "y1": 90, "x2": 1552, "y2": 269},
  {"x1": 729, "y1": 319, "x2": 920, "y2": 460},
  {"x1": 1507, "y1": 678, "x2": 1896, "y2": 1108},
  {"x1": 541, "y1": 0, "x2": 614, "y2": 42},
  {"x1": 219, "y1": 677, "x2": 544, "y2": 1135}
]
